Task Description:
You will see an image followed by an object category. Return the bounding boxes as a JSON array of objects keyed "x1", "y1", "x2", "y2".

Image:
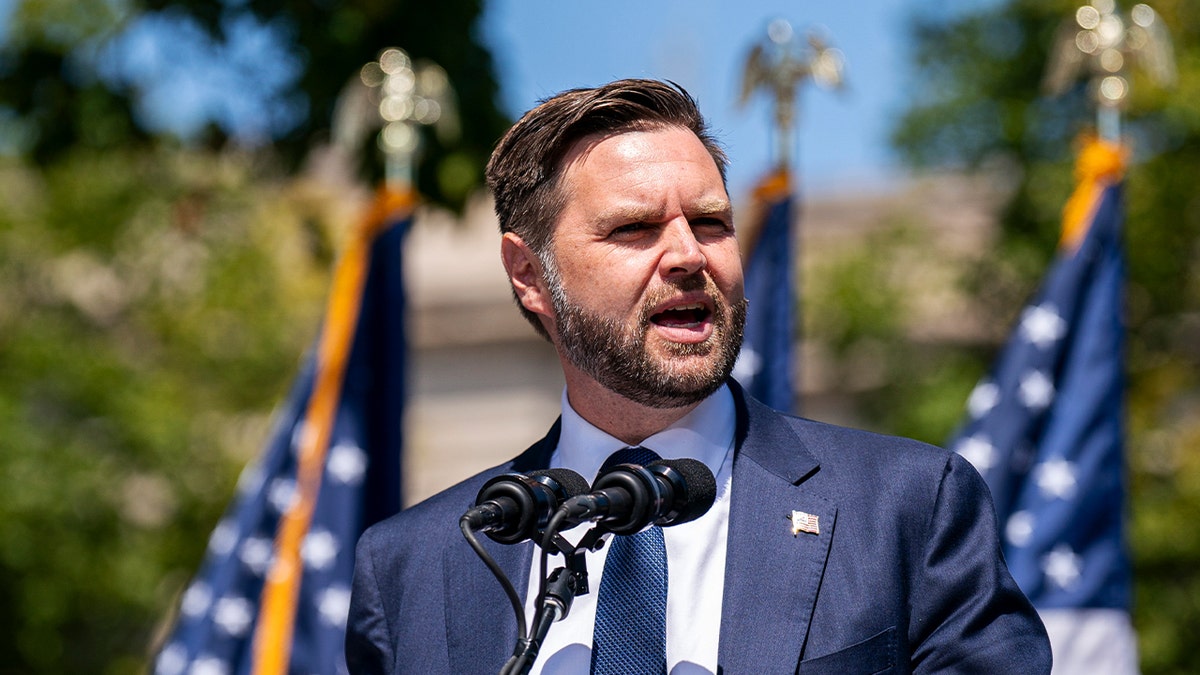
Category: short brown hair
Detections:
[{"x1": 486, "y1": 79, "x2": 728, "y2": 335}]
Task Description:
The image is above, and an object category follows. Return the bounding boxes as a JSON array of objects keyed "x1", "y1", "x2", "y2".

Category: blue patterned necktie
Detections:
[{"x1": 591, "y1": 446, "x2": 668, "y2": 675}]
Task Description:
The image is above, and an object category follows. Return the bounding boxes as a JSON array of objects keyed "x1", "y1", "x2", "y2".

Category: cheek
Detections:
[
  {"x1": 554, "y1": 261, "x2": 623, "y2": 313},
  {"x1": 559, "y1": 248, "x2": 652, "y2": 301},
  {"x1": 706, "y1": 246, "x2": 745, "y2": 296}
]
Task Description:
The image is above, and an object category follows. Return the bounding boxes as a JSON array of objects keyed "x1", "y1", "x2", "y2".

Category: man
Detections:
[{"x1": 347, "y1": 79, "x2": 1051, "y2": 674}]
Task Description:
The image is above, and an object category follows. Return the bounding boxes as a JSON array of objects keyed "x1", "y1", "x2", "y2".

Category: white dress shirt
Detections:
[{"x1": 523, "y1": 385, "x2": 736, "y2": 674}]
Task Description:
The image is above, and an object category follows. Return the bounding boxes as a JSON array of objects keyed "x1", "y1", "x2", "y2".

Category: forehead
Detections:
[{"x1": 556, "y1": 126, "x2": 729, "y2": 222}]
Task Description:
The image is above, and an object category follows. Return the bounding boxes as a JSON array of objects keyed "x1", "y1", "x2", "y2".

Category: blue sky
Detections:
[
  {"x1": 479, "y1": 0, "x2": 924, "y2": 199},
  {"x1": 1, "y1": 0, "x2": 987, "y2": 198}
]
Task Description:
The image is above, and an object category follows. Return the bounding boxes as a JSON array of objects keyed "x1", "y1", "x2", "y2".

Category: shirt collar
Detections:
[{"x1": 554, "y1": 384, "x2": 735, "y2": 483}]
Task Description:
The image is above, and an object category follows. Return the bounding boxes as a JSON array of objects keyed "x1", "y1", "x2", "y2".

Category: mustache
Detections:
[
  {"x1": 639, "y1": 273, "x2": 720, "y2": 321},
  {"x1": 665, "y1": 273, "x2": 708, "y2": 294}
]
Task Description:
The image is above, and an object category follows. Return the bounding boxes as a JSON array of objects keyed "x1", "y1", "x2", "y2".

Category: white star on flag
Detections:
[
  {"x1": 1034, "y1": 458, "x2": 1078, "y2": 499},
  {"x1": 155, "y1": 643, "x2": 186, "y2": 675},
  {"x1": 268, "y1": 477, "x2": 298, "y2": 514},
  {"x1": 235, "y1": 462, "x2": 265, "y2": 497},
  {"x1": 966, "y1": 381, "x2": 1000, "y2": 419},
  {"x1": 190, "y1": 655, "x2": 230, "y2": 675},
  {"x1": 212, "y1": 596, "x2": 254, "y2": 636},
  {"x1": 180, "y1": 581, "x2": 212, "y2": 618},
  {"x1": 1005, "y1": 510, "x2": 1035, "y2": 548},
  {"x1": 732, "y1": 346, "x2": 763, "y2": 381},
  {"x1": 1020, "y1": 303, "x2": 1067, "y2": 348},
  {"x1": 238, "y1": 536, "x2": 274, "y2": 575},
  {"x1": 291, "y1": 420, "x2": 315, "y2": 455},
  {"x1": 303, "y1": 528, "x2": 340, "y2": 571},
  {"x1": 318, "y1": 585, "x2": 353, "y2": 627},
  {"x1": 1018, "y1": 370, "x2": 1055, "y2": 410},
  {"x1": 207, "y1": 519, "x2": 237, "y2": 556},
  {"x1": 955, "y1": 434, "x2": 998, "y2": 473},
  {"x1": 1042, "y1": 544, "x2": 1083, "y2": 590},
  {"x1": 328, "y1": 442, "x2": 368, "y2": 485}
]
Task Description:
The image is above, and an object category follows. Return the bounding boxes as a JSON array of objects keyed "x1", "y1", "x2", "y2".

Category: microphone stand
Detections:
[
  {"x1": 501, "y1": 523, "x2": 609, "y2": 675},
  {"x1": 510, "y1": 562, "x2": 583, "y2": 674}
]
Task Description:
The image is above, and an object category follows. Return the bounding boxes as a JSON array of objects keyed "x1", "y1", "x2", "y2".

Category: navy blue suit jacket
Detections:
[{"x1": 347, "y1": 383, "x2": 1051, "y2": 673}]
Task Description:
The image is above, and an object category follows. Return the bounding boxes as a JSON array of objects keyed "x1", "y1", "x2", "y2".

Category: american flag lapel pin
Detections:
[{"x1": 789, "y1": 510, "x2": 820, "y2": 536}]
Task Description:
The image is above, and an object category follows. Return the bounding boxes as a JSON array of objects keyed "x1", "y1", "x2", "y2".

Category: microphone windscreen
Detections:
[
  {"x1": 652, "y1": 458, "x2": 717, "y2": 525},
  {"x1": 529, "y1": 468, "x2": 590, "y2": 499}
]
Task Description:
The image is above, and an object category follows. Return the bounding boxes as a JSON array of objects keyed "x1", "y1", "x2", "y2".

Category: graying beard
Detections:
[{"x1": 542, "y1": 254, "x2": 745, "y2": 408}]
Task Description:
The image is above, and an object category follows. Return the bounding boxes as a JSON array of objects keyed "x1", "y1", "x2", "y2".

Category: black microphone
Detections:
[
  {"x1": 461, "y1": 468, "x2": 590, "y2": 545},
  {"x1": 559, "y1": 458, "x2": 717, "y2": 535}
]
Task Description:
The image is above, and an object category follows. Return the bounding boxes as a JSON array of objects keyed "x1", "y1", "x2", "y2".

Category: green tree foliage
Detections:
[
  {"x1": 1, "y1": 0, "x2": 508, "y2": 210},
  {"x1": 0, "y1": 146, "x2": 342, "y2": 672},
  {"x1": 0, "y1": 0, "x2": 146, "y2": 157},
  {"x1": 882, "y1": 1, "x2": 1200, "y2": 671}
]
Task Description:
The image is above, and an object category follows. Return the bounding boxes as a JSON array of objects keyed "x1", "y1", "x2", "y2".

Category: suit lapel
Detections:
[
  {"x1": 719, "y1": 386, "x2": 836, "y2": 674},
  {"x1": 444, "y1": 420, "x2": 560, "y2": 673},
  {"x1": 445, "y1": 536, "x2": 533, "y2": 673}
]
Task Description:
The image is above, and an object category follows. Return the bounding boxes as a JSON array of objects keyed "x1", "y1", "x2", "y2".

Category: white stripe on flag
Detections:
[{"x1": 1040, "y1": 608, "x2": 1139, "y2": 675}]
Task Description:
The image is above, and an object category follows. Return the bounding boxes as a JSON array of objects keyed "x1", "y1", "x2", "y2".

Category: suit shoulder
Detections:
[
  {"x1": 357, "y1": 461, "x2": 510, "y2": 554},
  {"x1": 783, "y1": 412, "x2": 953, "y2": 471},
  {"x1": 735, "y1": 382, "x2": 954, "y2": 475},
  {"x1": 755, "y1": 408, "x2": 989, "y2": 508}
]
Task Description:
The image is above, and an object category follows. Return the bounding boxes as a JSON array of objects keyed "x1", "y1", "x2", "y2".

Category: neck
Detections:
[{"x1": 560, "y1": 365, "x2": 704, "y2": 446}]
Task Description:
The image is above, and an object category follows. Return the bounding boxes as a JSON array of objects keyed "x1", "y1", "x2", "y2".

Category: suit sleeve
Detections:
[
  {"x1": 909, "y1": 453, "x2": 1052, "y2": 673},
  {"x1": 346, "y1": 529, "x2": 393, "y2": 675}
]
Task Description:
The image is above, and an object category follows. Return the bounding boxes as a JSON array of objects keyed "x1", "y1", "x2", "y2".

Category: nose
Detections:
[{"x1": 659, "y1": 219, "x2": 706, "y2": 277}]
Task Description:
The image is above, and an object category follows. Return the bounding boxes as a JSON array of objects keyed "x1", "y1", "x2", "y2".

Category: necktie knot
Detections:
[{"x1": 602, "y1": 446, "x2": 661, "y2": 472}]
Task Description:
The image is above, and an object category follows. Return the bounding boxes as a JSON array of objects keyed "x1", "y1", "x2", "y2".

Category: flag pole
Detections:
[
  {"x1": 250, "y1": 186, "x2": 415, "y2": 675},
  {"x1": 252, "y1": 45, "x2": 452, "y2": 675},
  {"x1": 735, "y1": 19, "x2": 844, "y2": 413},
  {"x1": 943, "y1": 4, "x2": 1178, "y2": 670}
]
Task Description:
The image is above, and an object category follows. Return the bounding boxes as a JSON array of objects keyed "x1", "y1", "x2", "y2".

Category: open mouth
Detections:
[{"x1": 650, "y1": 302, "x2": 713, "y2": 329}]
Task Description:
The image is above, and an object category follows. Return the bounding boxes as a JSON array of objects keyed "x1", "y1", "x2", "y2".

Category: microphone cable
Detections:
[
  {"x1": 501, "y1": 505, "x2": 578, "y2": 675},
  {"x1": 457, "y1": 468, "x2": 588, "y2": 675},
  {"x1": 459, "y1": 514, "x2": 528, "y2": 642}
]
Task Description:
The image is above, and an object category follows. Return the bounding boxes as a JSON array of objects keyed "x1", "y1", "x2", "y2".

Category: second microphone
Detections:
[{"x1": 559, "y1": 458, "x2": 717, "y2": 535}]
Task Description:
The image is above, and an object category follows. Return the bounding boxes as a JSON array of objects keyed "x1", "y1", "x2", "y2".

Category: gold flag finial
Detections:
[
  {"x1": 739, "y1": 19, "x2": 845, "y2": 170},
  {"x1": 333, "y1": 47, "x2": 459, "y2": 190},
  {"x1": 1043, "y1": 2, "x2": 1176, "y2": 141}
]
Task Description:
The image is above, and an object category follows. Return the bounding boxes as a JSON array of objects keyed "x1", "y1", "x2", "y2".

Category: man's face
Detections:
[{"x1": 543, "y1": 125, "x2": 746, "y2": 408}]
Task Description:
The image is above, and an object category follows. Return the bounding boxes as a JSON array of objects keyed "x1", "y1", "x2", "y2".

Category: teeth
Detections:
[{"x1": 670, "y1": 303, "x2": 703, "y2": 311}]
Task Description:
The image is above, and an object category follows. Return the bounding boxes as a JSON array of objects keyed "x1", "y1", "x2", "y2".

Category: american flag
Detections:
[
  {"x1": 154, "y1": 189, "x2": 413, "y2": 675},
  {"x1": 733, "y1": 169, "x2": 795, "y2": 413},
  {"x1": 947, "y1": 139, "x2": 1137, "y2": 672}
]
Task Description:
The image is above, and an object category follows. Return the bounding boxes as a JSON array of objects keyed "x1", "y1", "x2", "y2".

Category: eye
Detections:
[
  {"x1": 609, "y1": 222, "x2": 650, "y2": 238},
  {"x1": 691, "y1": 217, "x2": 732, "y2": 236}
]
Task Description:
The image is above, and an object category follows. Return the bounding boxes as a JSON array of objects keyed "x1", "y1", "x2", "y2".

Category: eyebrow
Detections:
[
  {"x1": 596, "y1": 198, "x2": 732, "y2": 224},
  {"x1": 689, "y1": 198, "x2": 734, "y2": 217}
]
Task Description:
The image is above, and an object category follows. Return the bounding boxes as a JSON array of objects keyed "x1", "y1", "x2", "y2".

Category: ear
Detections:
[{"x1": 500, "y1": 232, "x2": 555, "y2": 323}]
